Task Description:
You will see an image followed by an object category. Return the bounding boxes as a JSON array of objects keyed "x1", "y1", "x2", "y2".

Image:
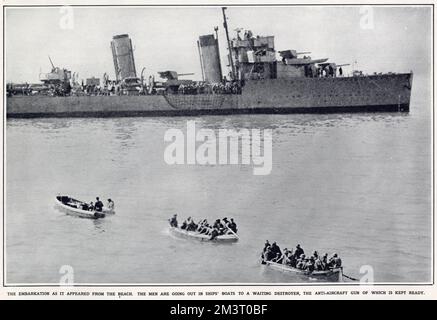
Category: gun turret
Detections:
[
  {"x1": 279, "y1": 50, "x2": 312, "y2": 59},
  {"x1": 158, "y1": 71, "x2": 195, "y2": 81}
]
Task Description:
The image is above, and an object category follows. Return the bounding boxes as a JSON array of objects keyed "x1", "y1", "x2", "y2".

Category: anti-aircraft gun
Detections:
[
  {"x1": 40, "y1": 56, "x2": 72, "y2": 85},
  {"x1": 154, "y1": 71, "x2": 195, "y2": 94},
  {"x1": 38, "y1": 56, "x2": 72, "y2": 95}
]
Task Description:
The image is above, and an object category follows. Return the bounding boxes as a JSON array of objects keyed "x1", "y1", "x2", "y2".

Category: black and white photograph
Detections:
[{"x1": 1, "y1": 1, "x2": 434, "y2": 295}]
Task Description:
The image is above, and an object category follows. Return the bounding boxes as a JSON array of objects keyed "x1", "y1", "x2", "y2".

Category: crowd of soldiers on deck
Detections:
[
  {"x1": 261, "y1": 241, "x2": 342, "y2": 272},
  {"x1": 303, "y1": 64, "x2": 344, "y2": 78},
  {"x1": 8, "y1": 78, "x2": 243, "y2": 97},
  {"x1": 169, "y1": 215, "x2": 238, "y2": 240},
  {"x1": 177, "y1": 81, "x2": 242, "y2": 95}
]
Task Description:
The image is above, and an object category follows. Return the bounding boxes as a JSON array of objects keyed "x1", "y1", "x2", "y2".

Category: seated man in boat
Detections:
[
  {"x1": 169, "y1": 214, "x2": 178, "y2": 227},
  {"x1": 88, "y1": 202, "x2": 94, "y2": 211},
  {"x1": 263, "y1": 240, "x2": 271, "y2": 253},
  {"x1": 196, "y1": 219, "x2": 206, "y2": 232},
  {"x1": 288, "y1": 252, "x2": 297, "y2": 267},
  {"x1": 210, "y1": 227, "x2": 220, "y2": 240},
  {"x1": 205, "y1": 225, "x2": 214, "y2": 235},
  {"x1": 187, "y1": 219, "x2": 198, "y2": 231},
  {"x1": 261, "y1": 241, "x2": 271, "y2": 261},
  {"x1": 328, "y1": 253, "x2": 342, "y2": 268},
  {"x1": 198, "y1": 220, "x2": 211, "y2": 234},
  {"x1": 314, "y1": 255, "x2": 325, "y2": 271},
  {"x1": 293, "y1": 244, "x2": 304, "y2": 260},
  {"x1": 222, "y1": 217, "x2": 234, "y2": 234},
  {"x1": 228, "y1": 218, "x2": 238, "y2": 233},
  {"x1": 272, "y1": 252, "x2": 283, "y2": 263},
  {"x1": 270, "y1": 242, "x2": 282, "y2": 258},
  {"x1": 181, "y1": 219, "x2": 188, "y2": 230},
  {"x1": 281, "y1": 248, "x2": 292, "y2": 265},
  {"x1": 321, "y1": 253, "x2": 329, "y2": 270},
  {"x1": 94, "y1": 197, "x2": 104, "y2": 212},
  {"x1": 263, "y1": 246, "x2": 276, "y2": 262},
  {"x1": 213, "y1": 219, "x2": 224, "y2": 233},
  {"x1": 305, "y1": 257, "x2": 316, "y2": 272},
  {"x1": 296, "y1": 254, "x2": 307, "y2": 270}
]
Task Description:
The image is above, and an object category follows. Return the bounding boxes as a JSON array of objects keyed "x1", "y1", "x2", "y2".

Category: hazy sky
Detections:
[{"x1": 5, "y1": 6, "x2": 432, "y2": 83}]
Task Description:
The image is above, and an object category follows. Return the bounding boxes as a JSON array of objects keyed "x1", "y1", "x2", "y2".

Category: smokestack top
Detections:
[{"x1": 113, "y1": 34, "x2": 130, "y2": 40}]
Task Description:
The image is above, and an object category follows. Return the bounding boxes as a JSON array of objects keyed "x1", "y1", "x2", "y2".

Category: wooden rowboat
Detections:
[
  {"x1": 169, "y1": 227, "x2": 239, "y2": 242},
  {"x1": 263, "y1": 260, "x2": 343, "y2": 282},
  {"x1": 55, "y1": 195, "x2": 108, "y2": 219}
]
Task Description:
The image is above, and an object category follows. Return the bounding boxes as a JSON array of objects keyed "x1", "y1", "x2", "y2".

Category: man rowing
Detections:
[
  {"x1": 228, "y1": 218, "x2": 238, "y2": 233},
  {"x1": 329, "y1": 253, "x2": 342, "y2": 268},
  {"x1": 169, "y1": 214, "x2": 178, "y2": 227}
]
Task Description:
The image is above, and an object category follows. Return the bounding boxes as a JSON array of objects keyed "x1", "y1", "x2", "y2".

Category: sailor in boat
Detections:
[
  {"x1": 328, "y1": 253, "x2": 342, "y2": 268},
  {"x1": 229, "y1": 218, "x2": 237, "y2": 233},
  {"x1": 180, "y1": 217, "x2": 193, "y2": 230},
  {"x1": 270, "y1": 242, "x2": 282, "y2": 262},
  {"x1": 183, "y1": 217, "x2": 198, "y2": 231},
  {"x1": 306, "y1": 257, "x2": 316, "y2": 272},
  {"x1": 210, "y1": 227, "x2": 220, "y2": 240},
  {"x1": 314, "y1": 253, "x2": 325, "y2": 271},
  {"x1": 197, "y1": 219, "x2": 210, "y2": 234},
  {"x1": 281, "y1": 248, "x2": 294, "y2": 265},
  {"x1": 94, "y1": 197, "x2": 104, "y2": 212},
  {"x1": 294, "y1": 244, "x2": 304, "y2": 260},
  {"x1": 213, "y1": 219, "x2": 224, "y2": 233},
  {"x1": 107, "y1": 199, "x2": 115, "y2": 211},
  {"x1": 321, "y1": 253, "x2": 329, "y2": 270},
  {"x1": 263, "y1": 246, "x2": 276, "y2": 262},
  {"x1": 88, "y1": 202, "x2": 94, "y2": 211},
  {"x1": 296, "y1": 254, "x2": 306, "y2": 269},
  {"x1": 196, "y1": 219, "x2": 206, "y2": 233},
  {"x1": 169, "y1": 214, "x2": 178, "y2": 227},
  {"x1": 263, "y1": 240, "x2": 270, "y2": 253}
]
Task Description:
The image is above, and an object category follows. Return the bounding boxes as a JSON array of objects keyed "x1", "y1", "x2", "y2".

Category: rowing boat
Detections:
[
  {"x1": 263, "y1": 260, "x2": 343, "y2": 282},
  {"x1": 55, "y1": 195, "x2": 108, "y2": 219},
  {"x1": 169, "y1": 226, "x2": 239, "y2": 242}
]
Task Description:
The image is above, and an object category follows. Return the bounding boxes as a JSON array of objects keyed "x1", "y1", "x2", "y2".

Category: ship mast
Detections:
[{"x1": 222, "y1": 7, "x2": 236, "y2": 80}]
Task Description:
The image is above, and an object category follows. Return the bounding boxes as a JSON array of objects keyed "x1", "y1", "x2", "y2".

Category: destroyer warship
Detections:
[{"x1": 6, "y1": 8, "x2": 413, "y2": 118}]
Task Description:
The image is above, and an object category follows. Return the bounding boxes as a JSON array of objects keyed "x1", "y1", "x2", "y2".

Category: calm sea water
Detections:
[{"x1": 6, "y1": 78, "x2": 432, "y2": 284}]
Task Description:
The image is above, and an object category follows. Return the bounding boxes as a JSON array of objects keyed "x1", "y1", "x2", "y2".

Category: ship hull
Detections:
[{"x1": 6, "y1": 73, "x2": 412, "y2": 118}]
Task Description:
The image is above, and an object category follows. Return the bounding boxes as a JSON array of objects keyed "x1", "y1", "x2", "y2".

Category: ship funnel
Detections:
[
  {"x1": 111, "y1": 34, "x2": 137, "y2": 81},
  {"x1": 198, "y1": 33, "x2": 223, "y2": 83}
]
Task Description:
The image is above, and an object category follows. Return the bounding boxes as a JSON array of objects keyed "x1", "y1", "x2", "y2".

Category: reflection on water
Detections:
[
  {"x1": 92, "y1": 219, "x2": 107, "y2": 234},
  {"x1": 5, "y1": 106, "x2": 431, "y2": 284}
]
